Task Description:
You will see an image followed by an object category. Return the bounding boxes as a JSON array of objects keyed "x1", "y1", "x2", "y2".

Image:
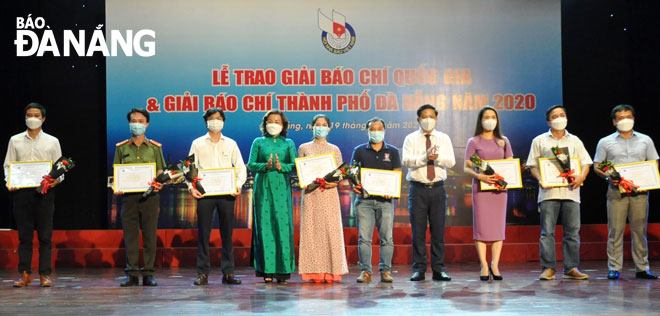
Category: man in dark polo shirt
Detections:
[{"x1": 350, "y1": 117, "x2": 401, "y2": 283}]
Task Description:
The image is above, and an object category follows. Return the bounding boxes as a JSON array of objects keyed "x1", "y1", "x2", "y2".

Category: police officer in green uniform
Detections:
[{"x1": 113, "y1": 108, "x2": 166, "y2": 287}]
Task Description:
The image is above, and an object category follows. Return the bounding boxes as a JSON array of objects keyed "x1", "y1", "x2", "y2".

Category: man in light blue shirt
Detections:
[{"x1": 594, "y1": 104, "x2": 659, "y2": 280}]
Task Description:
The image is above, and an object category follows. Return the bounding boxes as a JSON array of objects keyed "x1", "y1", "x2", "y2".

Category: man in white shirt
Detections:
[
  {"x1": 526, "y1": 105, "x2": 592, "y2": 280},
  {"x1": 188, "y1": 108, "x2": 247, "y2": 285},
  {"x1": 4, "y1": 103, "x2": 62, "y2": 287},
  {"x1": 402, "y1": 104, "x2": 455, "y2": 282}
]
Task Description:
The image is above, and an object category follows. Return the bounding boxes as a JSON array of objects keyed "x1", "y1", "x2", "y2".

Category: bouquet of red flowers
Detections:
[
  {"x1": 347, "y1": 160, "x2": 370, "y2": 199},
  {"x1": 598, "y1": 160, "x2": 639, "y2": 194},
  {"x1": 143, "y1": 164, "x2": 182, "y2": 198},
  {"x1": 305, "y1": 161, "x2": 350, "y2": 192},
  {"x1": 37, "y1": 156, "x2": 75, "y2": 194},
  {"x1": 469, "y1": 154, "x2": 507, "y2": 190},
  {"x1": 178, "y1": 154, "x2": 205, "y2": 194},
  {"x1": 551, "y1": 146, "x2": 575, "y2": 184}
]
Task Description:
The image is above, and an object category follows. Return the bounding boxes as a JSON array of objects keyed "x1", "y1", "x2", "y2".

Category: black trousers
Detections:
[
  {"x1": 408, "y1": 182, "x2": 447, "y2": 273},
  {"x1": 121, "y1": 193, "x2": 159, "y2": 277},
  {"x1": 13, "y1": 189, "x2": 55, "y2": 275},
  {"x1": 196, "y1": 195, "x2": 236, "y2": 275}
]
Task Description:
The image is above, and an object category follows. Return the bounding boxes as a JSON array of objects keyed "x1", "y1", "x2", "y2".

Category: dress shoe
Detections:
[
  {"x1": 480, "y1": 265, "x2": 490, "y2": 281},
  {"x1": 120, "y1": 275, "x2": 140, "y2": 287},
  {"x1": 563, "y1": 268, "x2": 589, "y2": 280},
  {"x1": 276, "y1": 278, "x2": 288, "y2": 285},
  {"x1": 636, "y1": 270, "x2": 658, "y2": 279},
  {"x1": 380, "y1": 270, "x2": 393, "y2": 283},
  {"x1": 432, "y1": 271, "x2": 451, "y2": 281},
  {"x1": 410, "y1": 271, "x2": 425, "y2": 281},
  {"x1": 222, "y1": 274, "x2": 242, "y2": 284},
  {"x1": 40, "y1": 275, "x2": 52, "y2": 287},
  {"x1": 13, "y1": 271, "x2": 32, "y2": 287},
  {"x1": 193, "y1": 274, "x2": 208, "y2": 285},
  {"x1": 607, "y1": 270, "x2": 620, "y2": 280},
  {"x1": 539, "y1": 268, "x2": 555, "y2": 280},
  {"x1": 356, "y1": 270, "x2": 372, "y2": 283},
  {"x1": 489, "y1": 264, "x2": 503, "y2": 281},
  {"x1": 143, "y1": 275, "x2": 158, "y2": 286}
]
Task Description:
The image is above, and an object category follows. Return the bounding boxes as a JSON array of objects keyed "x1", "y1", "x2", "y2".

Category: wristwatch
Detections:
[{"x1": 605, "y1": 176, "x2": 610, "y2": 182}]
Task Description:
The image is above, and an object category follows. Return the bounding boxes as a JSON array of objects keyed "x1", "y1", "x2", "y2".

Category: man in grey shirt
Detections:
[
  {"x1": 527, "y1": 105, "x2": 592, "y2": 281},
  {"x1": 593, "y1": 104, "x2": 659, "y2": 280}
]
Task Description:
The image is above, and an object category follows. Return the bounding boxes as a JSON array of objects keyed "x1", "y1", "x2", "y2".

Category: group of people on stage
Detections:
[{"x1": 4, "y1": 102, "x2": 658, "y2": 288}]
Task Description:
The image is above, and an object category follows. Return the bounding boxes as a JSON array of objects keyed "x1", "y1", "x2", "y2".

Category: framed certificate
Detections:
[
  {"x1": 538, "y1": 157, "x2": 583, "y2": 188},
  {"x1": 8, "y1": 160, "x2": 52, "y2": 188},
  {"x1": 479, "y1": 158, "x2": 523, "y2": 191},
  {"x1": 113, "y1": 163, "x2": 156, "y2": 193},
  {"x1": 198, "y1": 168, "x2": 237, "y2": 196},
  {"x1": 614, "y1": 160, "x2": 660, "y2": 193},
  {"x1": 295, "y1": 153, "x2": 337, "y2": 188},
  {"x1": 360, "y1": 168, "x2": 402, "y2": 198}
]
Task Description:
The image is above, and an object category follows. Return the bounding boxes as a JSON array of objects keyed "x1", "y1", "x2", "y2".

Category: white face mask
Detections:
[
  {"x1": 616, "y1": 118, "x2": 634, "y2": 132},
  {"x1": 26, "y1": 117, "x2": 43, "y2": 130},
  {"x1": 481, "y1": 119, "x2": 497, "y2": 131},
  {"x1": 550, "y1": 117, "x2": 567, "y2": 131},
  {"x1": 207, "y1": 119, "x2": 224, "y2": 133},
  {"x1": 420, "y1": 118, "x2": 436, "y2": 132},
  {"x1": 266, "y1": 123, "x2": 283, "y2": 136}
]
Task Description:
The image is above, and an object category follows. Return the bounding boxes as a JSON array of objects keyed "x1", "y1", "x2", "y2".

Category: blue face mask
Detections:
[
  {"x1": 313, "y1": 126, "x2": 329, "y2": 139},
  {"x1": 130, "y1": 123, "x2": 146, "y2": 136},
  {"x1": 368, "y1": 131, "x2": 385, "y2": 143}
]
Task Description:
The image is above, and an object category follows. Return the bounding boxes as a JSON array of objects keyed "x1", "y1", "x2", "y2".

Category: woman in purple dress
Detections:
[{"x1": 464, "y1": 106, "x2": 513, "y2": 281}]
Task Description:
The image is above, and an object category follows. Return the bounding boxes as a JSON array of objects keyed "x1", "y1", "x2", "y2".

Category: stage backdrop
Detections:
[{"x1": 106, "y1": 0, "x2": 562, "y2": 229}]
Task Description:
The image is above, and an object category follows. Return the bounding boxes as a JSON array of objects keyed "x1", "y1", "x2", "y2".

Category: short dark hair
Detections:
[
  {"x1": 545, "y1": 105, "x2": 566, "y2": 121},
  {"x1": 311, "y1": 114, "x2": 330, "y2": 126},
  {"x1": 260, "y1": 109, "x2": 289, "y2": 137},
  {"x1": 473, "y1": 106, "x2": 503, "y2": 139},
  {"x1": 611, "y1": 104, "x2": 635, "y2": 120},
  {"x1": 25, "y1": 102, "x2": 46, "y2": 117},
  {"x1": 126, "y1": 108, "x2": 150, "y2": 122},
  {"x1": 366, "y1": 117, "x2": 385, "y2": 130},
  {"x1": 203, "y1": 108, "x2": 226, "y2": 122},
  {"x1": 416, "y1": 104, "x2": 438, "y2": 117}
]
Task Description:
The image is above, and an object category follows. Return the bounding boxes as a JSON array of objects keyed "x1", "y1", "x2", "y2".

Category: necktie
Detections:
[{"x1": 425, "y1": 134, "x2": 435, "y2": 181}]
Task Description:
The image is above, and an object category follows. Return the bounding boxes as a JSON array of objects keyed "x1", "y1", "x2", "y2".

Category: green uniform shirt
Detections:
[{"x1": 113, "y1": 137, "x2": 166, "y2": 171}]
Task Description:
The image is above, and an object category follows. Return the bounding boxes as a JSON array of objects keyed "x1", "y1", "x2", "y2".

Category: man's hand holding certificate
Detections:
[
  {"x1": 611, "y1": 161, "x2": 660, "y2": 194},
  {"x1": 538, "y1": 157, "x2": 583, "y2": 188},
  {"x1": 197, "y1": 168, "x2": 237, "y2": 196},
  {"x1": 8, "y1": 161, "x2": 52, "y2": 190},
  {"x1": 113, "y1": 163, "x2": 156, "y2": 194},
  {"x1": 360, "y1": 168, "x2": 402, "y2": 198}
]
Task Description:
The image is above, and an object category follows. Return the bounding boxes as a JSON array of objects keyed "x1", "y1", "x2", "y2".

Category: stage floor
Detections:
[{"x1": 1, "y1": 261, "x2": 659, "y2": 315}]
